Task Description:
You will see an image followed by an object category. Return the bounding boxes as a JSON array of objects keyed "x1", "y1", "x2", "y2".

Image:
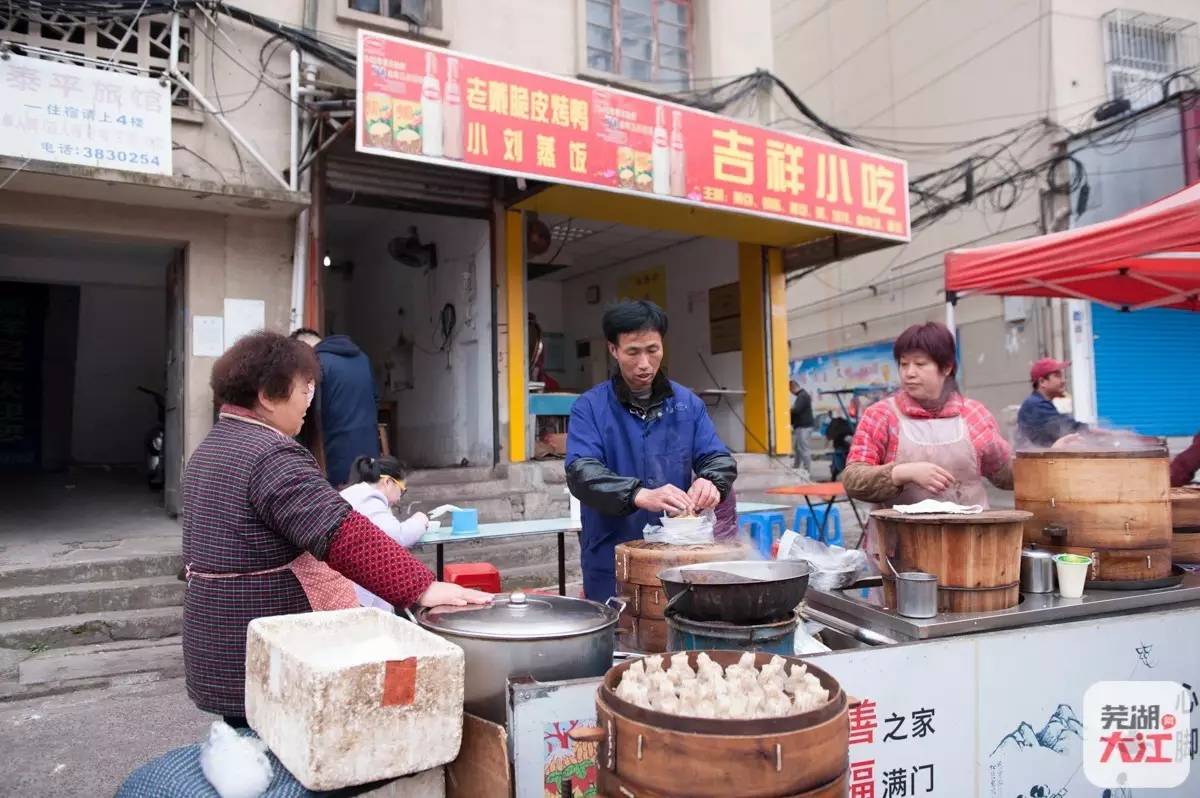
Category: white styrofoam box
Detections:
[
  {"x1": 245, "y1": 608, "x2": 465, "y2": 791},
  {"x1": 359, "y1": 766, "x2": 445, "y2": 797}
]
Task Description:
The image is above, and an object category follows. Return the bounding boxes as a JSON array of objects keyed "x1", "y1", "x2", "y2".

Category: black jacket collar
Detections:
[{"x1": 611, "y1": 370, "x2": 673, "y2": 410}]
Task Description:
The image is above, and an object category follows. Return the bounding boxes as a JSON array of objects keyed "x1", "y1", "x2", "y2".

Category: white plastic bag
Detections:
[
  {"x1": 776, "y1": 530, "x2": 871, "y2": 589},
  {"x1": 642, "y1": 510, "x2": 716, "y2": 545}
]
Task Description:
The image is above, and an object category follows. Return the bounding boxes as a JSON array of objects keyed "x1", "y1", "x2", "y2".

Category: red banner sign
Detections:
[{"x1": 356, "y1": 30, "x2": 910, "y2": 241}]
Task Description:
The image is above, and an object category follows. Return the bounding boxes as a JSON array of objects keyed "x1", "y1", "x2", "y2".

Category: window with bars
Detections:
[
  {"x1": 585, "y1": 0, "x2": 692, "y2": 91},
  {"x1": 346, "y1": 0, "x2": 442, "y2": 30},
  {"x1": 1102, "y1": 9, "x2": 1198, "y2": 111},
  {"x1": 0, "y1": 8, "x2": 194, "y2": 108}
]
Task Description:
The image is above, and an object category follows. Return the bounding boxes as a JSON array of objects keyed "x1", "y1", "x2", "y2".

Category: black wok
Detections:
[{"x1": 657, "y1": 560, "x2": 812, "y2": 624}]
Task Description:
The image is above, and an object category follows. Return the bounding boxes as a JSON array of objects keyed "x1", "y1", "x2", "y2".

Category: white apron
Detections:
[{"x1": 865, "y1": 398, "x2": 991, "y2": 571}]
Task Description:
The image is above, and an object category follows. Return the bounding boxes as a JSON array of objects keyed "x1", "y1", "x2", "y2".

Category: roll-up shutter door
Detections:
[
  {"x1": 324, "y1": 151, "x2": 493, "y2": 217},
  {"x1": 1092, "y1": 303, "x2": 1200, "y2": 436}
]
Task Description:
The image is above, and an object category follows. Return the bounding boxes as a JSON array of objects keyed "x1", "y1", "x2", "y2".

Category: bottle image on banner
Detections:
[
  {"x1": 669, "y1": 109, "x2": 687, "y2": 197},
  {"x1": 442, "y1": 57, "x2": 464, "y2": 160},
  {"x1": 421, "y1": 51, "x2": 444, "y2": 158},
  {"x1": 652, "y1": 105, "x2": 671, "y2": 195}
]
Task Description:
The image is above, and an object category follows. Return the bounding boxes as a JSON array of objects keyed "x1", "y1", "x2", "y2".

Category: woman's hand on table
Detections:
[
  {"x1": 634, "y1": 485, "x2": 694, "y2": 515},
  {"x1": 418, "y1": 582, "x2": 494, "y2": 608},
  {"x1": 891, "y1": 462, "x2": 956, "y2": 493},
  {"x1": 410, "y1": 511, "x2": 430, "y2": 530},
  {"x1": 687, "y1": 478, "x2": 720, "y2": 511}
]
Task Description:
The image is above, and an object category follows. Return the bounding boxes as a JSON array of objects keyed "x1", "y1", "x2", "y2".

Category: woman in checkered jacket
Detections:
[
  {"x1": 840, "y1": 322, "x2": 1013, "y2": 557},
  {"x1": 180, "y1": 331, "x2": 490, "y2": 725}
]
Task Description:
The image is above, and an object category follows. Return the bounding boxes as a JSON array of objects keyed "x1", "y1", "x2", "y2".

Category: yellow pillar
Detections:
[
  {"x1": 739, "y1": 244, "x2": 792, "y2": 456},
  {"x1": 505, "y1": 210, "x2": 527, "y2": 463},
  {"x1": 767, "y1": 247, "x2": 792, "y2": 458},
  {"x1": 739, "y1": 243, "x2": 768, "y2": 453}
]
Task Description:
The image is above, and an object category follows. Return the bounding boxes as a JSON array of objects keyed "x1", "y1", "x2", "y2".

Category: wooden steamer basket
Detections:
[
  {"x1": 614, "y1": 540, "x2": 747, "y2": 653},
  {"x1": 871, "y1": 509, "x2": 1030, "y2": 612},
  {"x1": 1014, "y1": 447, "x2": 1172, "y2": 581},
  {"x1": 572, "y1": 650, "x2": 849, "y2": 798},
  {"x1": 1171, "y1": 487, "x2": 1200, "y2": 563}
]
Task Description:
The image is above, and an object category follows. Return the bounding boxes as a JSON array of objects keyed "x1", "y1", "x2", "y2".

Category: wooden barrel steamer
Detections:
[
  {"x1": 614, "y1": 541, "x2": 746, "y2": 653},
  {"x1": 1171, "y1": 487, "x2": 1200, "y2": 564},
  {"x1": 871, "y1": 510, "x2": 1030, "y2": 613},
  {"x1": 578, "y1": 651, "x2": 850, "y2": 798},
  {"x1": 1014, "y1": 448, "x2": 1172, "y2": 581}
]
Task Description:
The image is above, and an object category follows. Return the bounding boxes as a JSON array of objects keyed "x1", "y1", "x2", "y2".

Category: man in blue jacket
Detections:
[
  {"x1": 1017, "y1": 358, "x2": 1087, "y2": 448},
  {"x1": 566, "y1": 301, "x2": 737, "y2": 601},
  {"x1": 293, "y1": 329, "x2": 380, "y2": 486}
]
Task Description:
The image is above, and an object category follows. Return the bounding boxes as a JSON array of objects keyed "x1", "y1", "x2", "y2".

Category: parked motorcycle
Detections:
[{"x1": 137, "y1": 386, "x2": 165, "y2": 491}]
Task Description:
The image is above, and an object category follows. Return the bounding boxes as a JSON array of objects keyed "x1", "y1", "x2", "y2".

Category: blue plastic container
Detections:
[
  {"x1": 451, "y1": 508, "x2": 479, "y2": 535},
  {"x1": 665, "y1": 610, "x2": 799, "y2": 655}
]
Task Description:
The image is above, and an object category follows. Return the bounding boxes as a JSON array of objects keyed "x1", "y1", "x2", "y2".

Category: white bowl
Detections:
[
  {"x1": 660, "y1": 515, "x2": 702, "y2": 530},
  {"x1": 426, "y1": 520, "x2": 442, "y2": 532}
]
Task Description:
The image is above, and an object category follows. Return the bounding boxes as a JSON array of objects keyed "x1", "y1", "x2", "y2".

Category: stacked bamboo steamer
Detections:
[
  {"x1": 614, "y1": 540, "x2": 746, "y2": 653},
  {"x1": 575, "y1": 651, "x2": 850, "y2": 798},
  {"x1": 1014, "y1": 446, "x2": 1173, "y2": 582},
  {"x1": 1171, "y1": 487, "x2": 1200, "y2": 564}
]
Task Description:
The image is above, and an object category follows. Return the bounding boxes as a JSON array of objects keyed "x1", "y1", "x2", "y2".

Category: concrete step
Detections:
[
  {"x1": 0, "y1": 552, "x2": 183, "y2": 590},
  {"x1": 17, "y1": 636, "x2": 183, "y2": 687},
  {"x1": 406, "y1": 464, "x2": 506, "y2": 487},
  {"x1": 407, "y1": 480, "x2": 528, "y2": 503},
  {"x1": 0, "y1": 606, "x2": 183, "y2": 651},
  {"x1": 0, "y1": 577, "x2": 184, "y2": 623}
]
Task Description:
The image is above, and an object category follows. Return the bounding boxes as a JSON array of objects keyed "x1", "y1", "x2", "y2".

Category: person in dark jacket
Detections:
[
  {"x1": 565, "y1": 301, "x2": 737, "y2": 601},
  {"x1": 1171, "y1": 431, "x2": 1200, "y2": 487},
  {"x1": 1017, "y1": 358, "x2": 1087, "y2": 448},
  {"x1": 293, "y1": 329, "x2": 381, "y2": 486},
  {"x1": 789, "y1": 380, "x2": 814, "y2": 473}
]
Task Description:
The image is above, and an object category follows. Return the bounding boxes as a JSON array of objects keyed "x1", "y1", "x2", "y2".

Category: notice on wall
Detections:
[
  {"x1": 708, "y1": 282, "x2": 741, "y2": 354},
  {"x1": 617, "y1": 265, "x2": 667, "y2": 310},
  {"x1": 0, "y1": 54, "x2": 172, "y2": 176},
  {"x1": 192, "y1": 315, "x2": 224, "y2": 358},
  {"x1": 223, "y1": 299, "x2": 265, "y2": 350}
]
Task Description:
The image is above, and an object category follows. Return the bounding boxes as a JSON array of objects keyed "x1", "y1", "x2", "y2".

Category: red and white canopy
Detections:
[{"x1": 945, "y1": 183, "x2": 1200, "y2": 312}]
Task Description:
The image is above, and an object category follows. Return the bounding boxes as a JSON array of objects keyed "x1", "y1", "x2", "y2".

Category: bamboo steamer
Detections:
[
  {"x1": 1171, "y1": 532, "x2": 1200, "y2": 564},
  {"x1": 1172, "y1": 487, "x2": 1200, "y2": 532},
  {"x1": 1014, "y1": 448, "x2": 1172, "y2": 581},
  {"x1": 614, "y1": 541, "x2": 747, "y2": 653},
  {"x1": 575, "y1": 651, "x2": 849, "y2": 798},
  {"x1": 871, "y1": 509, "x2": 1030, "y2": 612}
]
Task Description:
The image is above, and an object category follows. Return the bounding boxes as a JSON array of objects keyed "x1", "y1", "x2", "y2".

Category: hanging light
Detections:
[{"x1": 323, "y1": 251, "x2": 332, "y2": 268}]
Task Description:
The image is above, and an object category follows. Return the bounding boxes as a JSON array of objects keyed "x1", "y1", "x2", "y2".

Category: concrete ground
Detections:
[
  {"x1": 0, "y1": 675, "x2": 211, "y2": 797},
  {"x1": 0, "y1": 467, "x2": 179, "y2": 548}
]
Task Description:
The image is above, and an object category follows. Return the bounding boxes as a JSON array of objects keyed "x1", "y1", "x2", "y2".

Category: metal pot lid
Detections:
[{"x1": 417, "y1": 592, "x2": 618, "y2": 640}]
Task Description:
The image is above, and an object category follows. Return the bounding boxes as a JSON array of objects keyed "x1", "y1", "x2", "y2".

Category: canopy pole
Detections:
[{"x1": 945, "y1": 291, "x2": 958, "y2": 339}]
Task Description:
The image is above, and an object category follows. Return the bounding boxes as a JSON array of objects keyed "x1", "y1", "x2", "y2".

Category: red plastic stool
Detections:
[{"x1": 444, "y1": 562, "x2": 501, "y2": 593}]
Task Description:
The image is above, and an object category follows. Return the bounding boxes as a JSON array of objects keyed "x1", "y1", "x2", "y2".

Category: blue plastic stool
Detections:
[
  {"x1": 791, "y1": 505, "x2": 843, "y2": 546},
  {"x1": 739, "y1": 512, "x2": 786, "y2": 557}
]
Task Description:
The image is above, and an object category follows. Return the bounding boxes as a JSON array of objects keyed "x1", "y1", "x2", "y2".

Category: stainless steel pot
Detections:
[
  {"x1": 1020, "y1": 548, "x2": 1057, "y2": 594},
  {"x1": 414, "y1": 592, "x2": 620, "y2": 725},
  {"x1": 895, "y1": 571, "x2": 937, "y2": 618}
]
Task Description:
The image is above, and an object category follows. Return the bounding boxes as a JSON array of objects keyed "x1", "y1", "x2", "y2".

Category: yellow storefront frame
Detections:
[{"x1": 503, "y1": 183, "x2": 881, "y2": 461}]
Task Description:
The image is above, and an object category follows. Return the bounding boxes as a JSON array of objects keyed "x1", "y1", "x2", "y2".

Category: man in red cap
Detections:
[{"x1": 1017, "y1": 358, "x2": 1087, "y2": 448}]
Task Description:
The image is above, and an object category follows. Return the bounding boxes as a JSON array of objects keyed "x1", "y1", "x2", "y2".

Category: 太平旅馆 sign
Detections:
[
  {"x1": 0, "y1": 54, "x2": 172, "y2": 176},
  {"x1": 355, "y1": 30, "x2": 909, "y2": 241}
]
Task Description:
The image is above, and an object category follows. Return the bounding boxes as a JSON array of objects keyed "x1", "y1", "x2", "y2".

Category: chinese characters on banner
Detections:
[
  {"x1": 849, "y1": 698, "x2": 940, "y2": 798},
  {"x1": 356, "y1": 30, "x2": 909, "y2": 240},
  {"x1": 0, "y1": 54, "x2": 172, "y2": 176}
]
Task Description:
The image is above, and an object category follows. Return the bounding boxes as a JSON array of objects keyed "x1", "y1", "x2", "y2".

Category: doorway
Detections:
[{"x1": 0, "y1": 227, "x2": 184, "y2": 542}]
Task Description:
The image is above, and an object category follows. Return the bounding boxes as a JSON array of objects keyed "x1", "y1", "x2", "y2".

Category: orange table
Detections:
[{"x1": 765, "y1": 482, "x2": 866, "y2": 546}]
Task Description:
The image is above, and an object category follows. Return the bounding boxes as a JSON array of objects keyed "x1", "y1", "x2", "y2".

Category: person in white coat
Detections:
[{"x1": 339, "y1": 455, "x2": 430, "y2": 610}]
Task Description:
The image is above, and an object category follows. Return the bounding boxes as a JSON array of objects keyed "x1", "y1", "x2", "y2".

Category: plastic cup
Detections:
[
  {"x1": 1053, "y1": 553, "x2": 1092, "y2": 598},
  {"x1": 451, "y1": 508, "x2": 479, "y2": 535}
]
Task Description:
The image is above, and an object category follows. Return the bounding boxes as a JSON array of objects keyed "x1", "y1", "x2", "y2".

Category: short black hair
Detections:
[
  {"x1": 290, "y1": 327, "x2": 321, "y2": 341},
  {"x1": 602, "y1": 300, "x2": 668, "y2": 345}
]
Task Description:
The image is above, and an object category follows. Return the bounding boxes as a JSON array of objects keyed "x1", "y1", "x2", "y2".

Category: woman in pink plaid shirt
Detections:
[{"x1": 841, "y1": 322, "x2": 1013, "y2": 556}]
